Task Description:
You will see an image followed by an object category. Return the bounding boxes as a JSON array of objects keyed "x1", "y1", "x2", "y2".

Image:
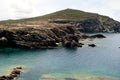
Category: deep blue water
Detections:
[{"x1": 0, "y1": 33, "x2": 120, "y2": 80}]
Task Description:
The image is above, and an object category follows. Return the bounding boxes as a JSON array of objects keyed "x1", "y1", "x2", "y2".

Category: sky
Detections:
[{"x1": 0, "y1": 0, "x2": 120, "y2": 21}]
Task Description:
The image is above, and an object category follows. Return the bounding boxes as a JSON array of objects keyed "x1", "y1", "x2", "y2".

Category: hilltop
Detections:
[
  {"x1": 0, "y1": 9, "x2": 120, "y2": 49},
  {"x1": 0, "y1": 8, "x2": 98, "y2": 23},
  {"x1": 0, "y1": 9, "x2": 120, "y2": 32},
  {"x1": 38, "y1": 8, "x2": 98, "y2": 20}
]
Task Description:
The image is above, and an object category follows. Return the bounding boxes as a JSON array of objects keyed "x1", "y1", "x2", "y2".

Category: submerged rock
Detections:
[
  {"x1": 90, "y1": 34, "x2": 106, "y2": 38},
  {"x1": 40, "y1": 73, "x2": 119, "y2": 80},
  {"x1": 41, "y1": 75, "x2": 57, "y2": 80},
  {"x1": 88, "y1": 44, "x2": 96, "y2": 47}
]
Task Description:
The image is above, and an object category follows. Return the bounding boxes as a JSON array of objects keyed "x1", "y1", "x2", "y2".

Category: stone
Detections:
[
  {"x1": 88, "y1": 44, "x2": 96, "y2": 47},
  {"x1": 16, "y1": 67, "x2": 22, "y2": 69},
  {"x1": 11, "y1": 70, "x2": 21, "y2": 75},
  {"x1": 90, "y1": 34, "x2": 106, "y2": 38},
  {"x1": 65, "y1": 40, "x2": 83, "y2": 48}
]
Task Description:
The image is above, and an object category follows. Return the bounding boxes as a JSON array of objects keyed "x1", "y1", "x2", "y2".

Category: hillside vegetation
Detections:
[
  {"x1": 39, "y1": 9, "x2": 98, "y2": 20},
  {"x1": 0, "y1": 8, "x2": 114, "y2": 25},
  {"x1": 0, "y1": 9, "x2": 98, "y2": 22}
]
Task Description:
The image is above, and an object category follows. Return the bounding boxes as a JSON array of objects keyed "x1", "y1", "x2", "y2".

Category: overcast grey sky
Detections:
[{"x1": 0, "y1": 0, "x2": 120, "y2": 21}]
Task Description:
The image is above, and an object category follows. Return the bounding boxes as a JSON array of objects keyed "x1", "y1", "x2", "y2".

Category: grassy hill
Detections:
[
  {"x1": 39, "y1": 8, "x2": 98, "y2": 20},
  {"x1": 0, "y1": 8, "x2": 120, "y2": 33},
  {"x1": 0, "y1": 9, "x2": 100, "y2": 25}
]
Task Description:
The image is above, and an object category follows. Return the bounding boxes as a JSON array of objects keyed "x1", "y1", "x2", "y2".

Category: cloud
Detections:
[
  {"x1": 0, "y1": 0, "x2": 120, "y2": 21},
  {"x1": 10, "y1": 0, "x2": 40, "y2": 19}
]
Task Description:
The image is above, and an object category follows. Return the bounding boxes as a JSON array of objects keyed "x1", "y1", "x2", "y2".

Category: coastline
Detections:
[{"x1": 0, "y1": 8, "x2": 120, "y2": 80}]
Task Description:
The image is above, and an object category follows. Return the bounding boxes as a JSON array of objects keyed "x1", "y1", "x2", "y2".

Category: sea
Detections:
[{"x1": 0, "y1": 33, "x2": 120, "y2": 80}]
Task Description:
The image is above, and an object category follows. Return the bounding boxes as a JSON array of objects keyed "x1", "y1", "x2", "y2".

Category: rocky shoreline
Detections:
[
  {"x1": 0, "y1": 66, "x2": 23, "y2": 80},
  {"x1": 0, "y1": 21, "x2": 106, "y2": 49},
  {"x1": 0, "y1": 9, "x2": 120, "y2": 49}
]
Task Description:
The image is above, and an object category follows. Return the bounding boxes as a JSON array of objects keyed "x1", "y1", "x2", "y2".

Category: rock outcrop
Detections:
[
  {"x1": 65, "y1": 40, "x2": 83, "y2": 48},
  {"x1": 0, "y1": 66, "x2": 23, "y2": 80},
  {"x1": 90, "y1": 34, "x2": 106, "y2": 38},
  {"x1": 0, "y1": 18, "x2": 108, "y2": 49},
  {"x1": 0, "y1": 24, "x2": 86, "y2": 49},
  {"x1": 88, "y1": 44, "x2": 96, "y2": 47}
]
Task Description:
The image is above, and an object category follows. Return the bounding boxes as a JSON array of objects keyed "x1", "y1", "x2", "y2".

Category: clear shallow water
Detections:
[{"x1": 0, "y1": 34, "x2": 120, "y2": 80}]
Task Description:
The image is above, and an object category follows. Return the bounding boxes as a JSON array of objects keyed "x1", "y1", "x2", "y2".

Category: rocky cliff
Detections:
[
  {"x1": 0, "y1": 9, "x2": 119, "y2": 48},
  {"x1": 46, "y1": 9, "x2": 120, "y2": 33},
  {"x1": 0, "y1": 21, "x2": 86, "y2": 48}
]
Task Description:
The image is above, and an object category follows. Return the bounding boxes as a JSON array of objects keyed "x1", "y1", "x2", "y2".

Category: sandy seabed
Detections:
[{"x1": 40, "y1": 73, "x2": 119, "y2": 80}]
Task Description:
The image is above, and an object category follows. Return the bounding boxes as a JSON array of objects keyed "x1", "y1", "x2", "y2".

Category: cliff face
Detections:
[
  {"x1": 0, "y1": 9, "x2": 120, "y2": 48},
  {"x1": 78, "y1": 17, "x2": 120, "y2": 33},
  {"x1": 0, "y1": 22, "x2": 85, "y2": 48},
  {"x1": 40, "y1": 9, "x2": 120, "y2": 33},
  {"x1": 49, "y1": 16, "x2": 120, "y2": 33}
]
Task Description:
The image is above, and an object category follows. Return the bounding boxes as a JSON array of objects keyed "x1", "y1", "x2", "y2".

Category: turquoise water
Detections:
[{"x1": 0, "y1": 34, "x2": 120, "y2": 80}]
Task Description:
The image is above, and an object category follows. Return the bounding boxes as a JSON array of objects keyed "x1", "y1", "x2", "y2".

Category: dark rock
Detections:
[
  {"x1": 77, "y1": 17, "x2": 120, "y2": 33},
  {"x1": 90, "y1": 34, "x2": 106, "y2": 38},
  {"x1": 66, "y1": 35, "x2": 79, "y2": 42},
  {"x1": 6, "y1": 76, "x2": 14, "y2": 80},
  {"x1": 0, "y1": 37, "x2": 8, "y2": 48},
  {"x1": 10, "y1": 74, "x2": 18, "y2": 77},
  {"x1": 0, "y1": 76, "x2": 7, "y2": 79},
  {"x1": 16, "y1": 30, "x2": 28, "y2": 35},
  {"x1": 65, "y1": 26, "x2": 75, "y2": 34},
  {"x1": 79, "y1": 43, "x2": 84, "y2": 45},
  {"x1": 76, "y1": 19, "x2": 100, "y2": 33},
  {"x1": 0, "y1": 30, "x2": 16, "y2": 48},
  {"x1": 11, "y1": 70, "x2": 21, "y2": 75},
  {"x1": 51, "y1": 28, "x2": 67, "y2": 37},
  {"x1": 65, "y1": 40, "x2": 83, "y2": 48},
  {"x1": 16, "y1": 67, "x2": 22, "y2": 69},
  {"x1": 77, "y1": 43, "x2": 83, "y2": 47},
  {"x1": 88, "y1": 44, "x2": 96, "y2": 47},
  {"x1": 65, "y1": 41, "x2": 73, "y2": 48},
  {"x1": 0, "y1": 78, "x2": 5, "y2": 80},
  {"x1": 0, "y1": 30, "x2": 14, "y2": 40}
]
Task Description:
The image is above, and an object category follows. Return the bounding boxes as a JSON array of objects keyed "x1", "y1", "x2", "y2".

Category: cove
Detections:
[{"x1": 0, "y1": 33, "x2": 120, "y2": 80}]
